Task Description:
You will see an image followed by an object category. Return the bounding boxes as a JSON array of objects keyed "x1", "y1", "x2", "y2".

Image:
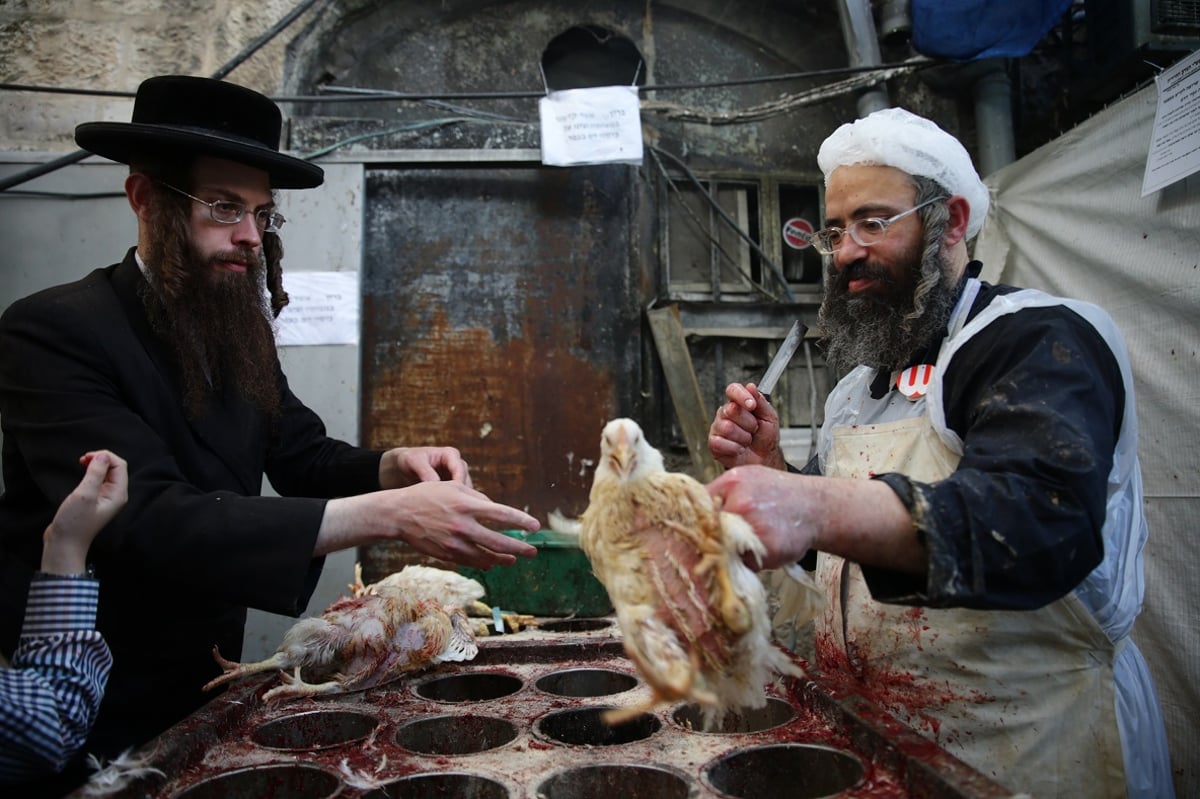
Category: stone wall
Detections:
[{"x1": 0, "y1": 0, "x2": 314, "y2": 152}]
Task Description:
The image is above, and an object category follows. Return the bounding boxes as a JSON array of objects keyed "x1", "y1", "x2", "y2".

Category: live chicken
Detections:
[
  {"x1": 579, "y1": 418, "x2": 806, "y2": 728},
  {"x1": 203, "y1": 580, "x2": 477, "y2": 702}
]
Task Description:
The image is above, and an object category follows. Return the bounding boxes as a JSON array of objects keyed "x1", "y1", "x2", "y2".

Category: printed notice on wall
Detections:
[
  {"x1": 276, "y1": 271, "x2": 359, "y2": 346},
  {"x1": 1143, "y1": 48, "x2": 1200, "y2": 196},
  {"x1": 539, "y1": 85, "x2": 643, "y2": 167}
]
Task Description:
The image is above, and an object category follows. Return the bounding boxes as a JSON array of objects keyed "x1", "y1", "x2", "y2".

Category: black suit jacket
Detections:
[{"x1": 0, "y1": 249, "x2": 382, "y2": 757}]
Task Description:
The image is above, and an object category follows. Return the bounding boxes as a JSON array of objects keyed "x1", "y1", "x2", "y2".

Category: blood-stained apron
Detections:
[{"x1": 816, "y1": 414, "x2": 1126, "y2": 797}]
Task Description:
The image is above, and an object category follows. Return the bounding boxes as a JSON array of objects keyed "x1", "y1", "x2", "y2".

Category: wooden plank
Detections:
[{"x1": 646, "y1": 305, "x2": 721, "y2": 482}]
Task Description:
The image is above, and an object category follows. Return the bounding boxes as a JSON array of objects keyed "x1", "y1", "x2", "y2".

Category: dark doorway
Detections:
[{"x1": 542, "y1": 25, "x2": 647, "y2": 90}]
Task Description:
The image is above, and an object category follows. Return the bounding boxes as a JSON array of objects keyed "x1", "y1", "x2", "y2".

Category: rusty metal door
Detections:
[{"x1": 359, "y1": 163, "x2": 641, "y2": 572}]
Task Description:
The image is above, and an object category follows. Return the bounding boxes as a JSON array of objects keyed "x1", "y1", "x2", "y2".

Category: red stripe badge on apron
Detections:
[{"x1": 896, "y1": 363, "x2": 934, "y2": 400}]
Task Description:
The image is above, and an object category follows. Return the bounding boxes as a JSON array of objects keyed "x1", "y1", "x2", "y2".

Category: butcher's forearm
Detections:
[
  {"x1": 811, "y1": 477, "x2": 926, "y2": 574},
  {"x1": 710, "y1": 468, "x2": 927, "y2": 574}
]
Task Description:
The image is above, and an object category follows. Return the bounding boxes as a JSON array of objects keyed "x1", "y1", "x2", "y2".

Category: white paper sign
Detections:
[
  {"x1": 1142, "y1": 48, "x2": 1200, "y2": 196},
  {"x1": 539, "y1": 85, "x2": 643, "y2": 167},
  {"x1": 276, "y1": 271, "x2": 359, "y2": 346}
]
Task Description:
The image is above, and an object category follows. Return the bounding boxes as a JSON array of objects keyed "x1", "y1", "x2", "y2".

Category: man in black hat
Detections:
[{"x1": 0, "y1": 75, "x2": 540, "y2": 791}]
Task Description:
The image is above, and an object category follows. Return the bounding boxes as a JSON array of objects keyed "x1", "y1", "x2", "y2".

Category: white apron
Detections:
[{"x1": 813, "y1": 279, "x2": 1150, "y2": 797}]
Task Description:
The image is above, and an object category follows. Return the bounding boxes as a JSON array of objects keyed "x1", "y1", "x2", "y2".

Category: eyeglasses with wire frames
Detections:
[
  {"x1": 809, "y1": 196, "x2": 948, "y2": 256},
  {"x1": 157, "y1": 181, "x2": 286, "y2": 233}
]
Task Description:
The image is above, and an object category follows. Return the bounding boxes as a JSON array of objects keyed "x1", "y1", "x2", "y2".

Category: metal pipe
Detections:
[
  {"x1": 972, "y1": 59, "x2": 1016, "y2": 175},
  {"x1": 836, "y1": 0, "x2": 890, "y2": 116},
  {"x1": 878, "y1": 0, "x2": 912, "y2": 43}
]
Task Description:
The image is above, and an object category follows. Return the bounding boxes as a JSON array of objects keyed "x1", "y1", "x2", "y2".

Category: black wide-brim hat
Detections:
[{"x1": 74, "y1": 75, "x2": 323, "y2": 189}]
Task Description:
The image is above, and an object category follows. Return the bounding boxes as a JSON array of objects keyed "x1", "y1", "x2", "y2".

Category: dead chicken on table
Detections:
[
  {"x1": 350, "y1": 563, "x2": 537, "y2": 635},
  {"x1": 203, "y1": 569, "x2": 480, "y2": 702},
  {"x1": 580, "y1": 418, "x2": 813, "y2": 729}
]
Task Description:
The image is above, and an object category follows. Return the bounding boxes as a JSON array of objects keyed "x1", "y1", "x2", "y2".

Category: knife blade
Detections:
[{"x1": 757, "y1": 320, "x2": 806, "y2": 399}]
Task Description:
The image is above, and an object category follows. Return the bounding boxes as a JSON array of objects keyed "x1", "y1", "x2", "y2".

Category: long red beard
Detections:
[{"x1": 141, "y1": 217, "x2": 282, "y2": 419}]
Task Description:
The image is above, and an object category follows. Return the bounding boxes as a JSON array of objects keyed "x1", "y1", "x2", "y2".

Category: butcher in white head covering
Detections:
[
  {"x1": 812, "y1": 107, "x2": 989, "y2": 376},
  {"x1": 818, "y1": 107, "x2": 990, "y2": 239}
]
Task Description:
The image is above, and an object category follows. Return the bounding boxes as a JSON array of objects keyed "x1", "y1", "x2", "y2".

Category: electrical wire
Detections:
[
  {"x1": 641, "y1": 57, "x2": 929, "y2": 125},
  {"x1": 0, "y1": 190, "x2": 124, "y2": 200},
  {"x1": 211, "y1": 0, "x2": 331, "y2": 81},
  {"x1": 1, "y1": 57, "x2": 934, "y2": 175},
  {"x1": 0, "y1": 57, "x2": 937, "y2": 105},
  {"x1": 300, "y1": 116, "x2": 530, "y2": 160},
  {"x1": 0, "y1": 85, "x2": 134, "y2": 97},
  {"x1": 296, "y1": 58, "x2": 937, "y2": 101},
  {"x1": 417, "y1": 99, "x2": 526, "y2": 123},
  {"x1": 292, "y1": 60, "x2": 929, "y2": 159}
]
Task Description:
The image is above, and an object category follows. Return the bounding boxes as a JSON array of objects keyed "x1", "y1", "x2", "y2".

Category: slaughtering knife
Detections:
[{"x1": 757, "y1": 320, "x2": 806, "y2": 401}]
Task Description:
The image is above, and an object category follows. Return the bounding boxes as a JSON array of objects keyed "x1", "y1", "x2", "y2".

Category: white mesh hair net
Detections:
[{"x1": 817, "y1": 107, "x2": 990, "y2": 239}]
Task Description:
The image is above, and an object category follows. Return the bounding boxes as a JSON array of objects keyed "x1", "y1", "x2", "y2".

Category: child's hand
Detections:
[{"x1": 41, "y1": 450, "x2": 128, "y2": 575}]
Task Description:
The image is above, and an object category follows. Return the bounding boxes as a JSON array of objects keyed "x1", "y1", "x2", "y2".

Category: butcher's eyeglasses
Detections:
[
  {"x1": 158, "y1": 181, "x2": 286, "y2": 233},
  {"x1": 810, "y1": 196, "x2": 947, "y2": 255}
]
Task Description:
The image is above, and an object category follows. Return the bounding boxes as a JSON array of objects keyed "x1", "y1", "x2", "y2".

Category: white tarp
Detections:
[{"x1": 976, "y1": 83, "x2": 1200, "y2": 795}]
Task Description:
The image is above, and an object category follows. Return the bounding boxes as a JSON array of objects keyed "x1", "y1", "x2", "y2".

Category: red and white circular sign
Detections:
[
  {"x1": 896, "y1": 364, "x2": 935, "y2": 400},
  {"x1": 782, "y1": 217, "x2": 814, "y2": 250}
]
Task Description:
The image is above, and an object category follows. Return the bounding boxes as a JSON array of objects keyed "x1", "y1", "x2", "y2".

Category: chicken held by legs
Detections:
[{"x1": 580, "y1": 418, "x2": 808, "y2": 729}]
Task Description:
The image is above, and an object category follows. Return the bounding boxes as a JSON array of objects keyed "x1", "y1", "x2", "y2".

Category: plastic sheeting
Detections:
[
  {"x1": 975, "y1": 83, "x2": 1200, "y2": 796},
  {"x1": 911, "y1": 0, "x2": 1072, "y2": 61}
]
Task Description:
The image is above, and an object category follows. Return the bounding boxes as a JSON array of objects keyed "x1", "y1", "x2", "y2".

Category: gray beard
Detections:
[{"x1": 819, "y1": 248, "x2": 961, "y2": 377}]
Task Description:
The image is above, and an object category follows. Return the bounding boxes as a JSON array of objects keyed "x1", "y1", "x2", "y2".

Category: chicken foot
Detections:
[
  {"x1": 202, "y1": 646, "x2": 289, "y2": 692},
  {"x1": 261, "y1": 667, "x2": 351, "y2": 702}
]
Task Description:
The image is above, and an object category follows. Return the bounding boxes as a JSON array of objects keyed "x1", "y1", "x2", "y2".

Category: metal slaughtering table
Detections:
[{"x1": 66, "y1": 617, "x2": 1021, "y2": 799}]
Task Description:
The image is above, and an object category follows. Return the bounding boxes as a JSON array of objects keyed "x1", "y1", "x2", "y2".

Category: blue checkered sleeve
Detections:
[{"x1": 0, "y1": 575, "x2": 113, "y2": 780}]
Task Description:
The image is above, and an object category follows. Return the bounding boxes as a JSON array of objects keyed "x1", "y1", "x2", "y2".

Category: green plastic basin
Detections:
[{"x1": 460, "y1": 529, "x2": 613, "y2": 617}]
